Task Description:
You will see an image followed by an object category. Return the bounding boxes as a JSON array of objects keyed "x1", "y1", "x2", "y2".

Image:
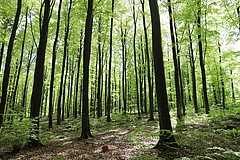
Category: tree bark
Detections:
[
  {"x1": 21, "y1": 47, "x2": 33, "y2": 120},
  {"x1": 218, "y1": 42, "x2": 225, "y2": 109},
  {"x1": 74, "y1": 30, "x2": 83, "y2": 119},
  {"x1": 140, "y1": 0, "x2": 154, "y2": 120},
  {"x1": 149, "y1": 0, "x2": 177, "y2": 150},
  {"x1": 106, "y1": 0, "x2": 115, "y2": 122},
  {"x1": 11, "y1": 7, "x2": 28, "y2": 115},
  {"x1": 0, "y1": 42, "x2": 4, "y2": 72},
  {"x1": 132, "y1": 0, "x2": 140, "y2": 118},
  {"x1": 197, "y1": 0, "x2": 210, "y2": 114},
  {"x1": 49, "y1": 0, "x2": 62, "y2": 129},
  {"x1": 188, "y1": 28, "x2": 198, "y2": 113},
  {"x1": 121, "y1": 22, "x2": 127, "y2": 114},
  {"x1": 57, "y1": 0, "x2": 72, "y2": 125},
  {"x1": 230, "y1": 70, "x2": 235, "y2": 103},
  {"x1": 0, "y1": 0, "x2": 22, "y2": 127},
  {"x1": 167, "y1": 0, "x2": 182, "y2": 119},
  {"x1": 97, "y1": 16, "x2": 103, "y2": 118},
  {"x1": 29, "y1": 0, "x2": 51, "y2": 146},
  {"x1": 81, "y1": 0, "x2": 93, "y2": 139}
]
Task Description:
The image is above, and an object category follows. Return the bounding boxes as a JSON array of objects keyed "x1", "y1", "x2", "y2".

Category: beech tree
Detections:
[
  {"x1": 29, "y1": 0, "x2": 52, "y2": 146},
  {"x1": 0, "y1": 0, "x2": 239, "y2": 154},
  {"x1": 148, "y1": 0, "x2": 177, "y2": 149},
  {"x1": 81, "y1": 0, "x2": 93, "y2": 139},
  {"x1": 48, "y1": 0, "x2": 63, "y2": 129},
  {"x1": 0, "y1": 0, "x2": 22, "y2": 127},
  {"x1": 106, "y1": 0, "x2": 115, "y2": 122}
]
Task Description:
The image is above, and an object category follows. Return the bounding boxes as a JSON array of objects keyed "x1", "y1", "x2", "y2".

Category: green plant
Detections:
[
  {"x1": 0, "y1": 119, "x2": 36, "y2": 150},
  {"x1": 220, "y1": 128, "x2": 240, "y2": 137}
]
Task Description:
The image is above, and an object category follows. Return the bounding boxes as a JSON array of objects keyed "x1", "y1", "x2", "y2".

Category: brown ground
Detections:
[{"x1": 0, "y1": 109, "x2": 240, "y2": 160}]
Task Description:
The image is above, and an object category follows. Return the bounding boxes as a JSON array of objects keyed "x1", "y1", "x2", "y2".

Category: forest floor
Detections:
[{"x1": 0, "y1": 105, "x2": 240, "y2": 160}]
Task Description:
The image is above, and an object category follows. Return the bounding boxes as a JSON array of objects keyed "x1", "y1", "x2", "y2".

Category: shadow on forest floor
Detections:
[{"x1": 0, "y1": 107, "x2": 240, "y2": 160}]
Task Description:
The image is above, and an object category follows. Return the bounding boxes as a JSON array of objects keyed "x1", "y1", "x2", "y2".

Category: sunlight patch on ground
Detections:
[{"x1": 101, "y1": 134, "x2": 115, "y2": 139}]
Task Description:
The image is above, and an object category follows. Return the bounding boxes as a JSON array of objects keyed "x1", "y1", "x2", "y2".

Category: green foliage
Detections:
[
  {"x1": 217, "y1": 128, "x2": 240, "y2": 137},
  {"x1": 0, "y1": 119, "x2": 35, "y2": 150}
]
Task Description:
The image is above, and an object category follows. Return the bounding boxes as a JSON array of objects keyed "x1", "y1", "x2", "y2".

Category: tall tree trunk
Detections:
[
  {"x1": 93, "y1": 55, "x2": 98, "y2": 117},
  {"x1": 186, "y1": 63, "x2": 192, "y2": 102},
  {"x1": 97, "y1": 16, "x2": 103, "y2": 118},
  {"x1": 218, "y1": 42, "x2": 225, "y2": 109},
  {"x1": 149, "y1": 0, "x2": 177, "y2": 150},
  {"x1": 62, "y1": 56, "x2": 69, "y2": 121},
  {"x1": 197, "y1": 0, "x2": 209, "y2": 114},
  {"x1": 140, "y1": 36, "x2": 147, "y2": 113},
  {"x1": 81, "y1": 0, "x2": 93, "y2": 139},
  {"x1": 67, "y1": 60, "x2": 74, "y2": 118},
  {"x1": 0, "y1": 42, "x2": 4, "y2": 72},
  {"x1": 140, "y1": 0, "x2": 154, "y2": 120},
  {"x1": 167, "y1": 0, "x2": 182, "y2": 119},
  {"x1": 11, "y1": 8, "x2": 28, "y2": 115},
  {"x1": 188, "y1": 28, "x2": 198, "y2": 113},
  {"x1": 21, "y1": 47, "x2": 33, "y2": 120},
  {"x1": 139, "y1": 42, "x2": 144, "y2": 113},
  {"x1": 132, "y1": 0, "x2": 140, "y2": 118},
  {"x1": 121, "y1": 22, "x2": 127, "y2": 114},
  {"x1": 174, "y1": 22, "x2": 185, "y2": 115},
  {"x1": 0, "y1": 0, "x2": 22, "y2": 127},
  {"x1": 106, "y1": 0, "x2": 115, "y2": 122},
  {"x1": 74, "y1": 30, "x2": 83, "y2": 119},
  {"x1": 49, "y1": 0, "x2": 62, "y2": 129},
  {"x1": 57, "y1": 0, "x2": 72, "y2": 125},
  {"x1": 29, "y1": 0, "x2": 51, "y2": 146},
  {"x1": 230, "y1": 70, "x2": 235, "y2": 103}
]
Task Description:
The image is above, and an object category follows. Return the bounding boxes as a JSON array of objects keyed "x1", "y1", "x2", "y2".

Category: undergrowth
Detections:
[{"x1": 0, "y1": 105, "x2": 239, "y2": 159}]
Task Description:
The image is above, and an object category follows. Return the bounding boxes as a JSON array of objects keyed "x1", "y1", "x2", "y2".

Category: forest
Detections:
[{"x1": 0, "y1": 0, "x2": 240, "y2": 159}]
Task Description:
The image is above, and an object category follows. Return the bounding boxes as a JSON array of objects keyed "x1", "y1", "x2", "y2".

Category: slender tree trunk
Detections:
[
  {"x1": 74, "y1": 30, "x2": 83, "y2": 119},
  {"x1": 8, "y1": 63, "x2": 18, "y2": 122},
  {"x1": 62, "y1": 56, "x2": 69, "y2": 121},
  {"x1": 57, "y1": 0, "x2": 72, "y2": 125},
  {"x1": 78, "y1": 82, "x2": 83, "y2": 116},
  {"x1": 49, "y1": 0, "x2": 62, "y2": 129},
  {"x1": 140, "y1": 0, "x2": 154, "y2": 120},
  {"x1": 29, "y1": 0, "x2": 51, "y2": 146},
  {"x1": 97, "y1": 16, "x2": 103, "y2": 118},
  {"x1": 0, "y1": 0, "x2": 22, "y2": 127},
  {"x1": 149, "y1": 0, "x2": 177, "y2": 150},
  {"x1": 174, "y1": 23, "x2": 185, "y2": 115},
  {"x1": 121, "y1": 23, "x2": 127, "y2": 114},
  {"x1": 0, "y1": 42, "x2": 4, "y2": 72},
  {"x1": 230, "y1": 70, "x2": 235, "y2": 103},
  {"x1": 139, "y1": 42, "x2": 144, "y2": 113},
  {"x1": 197, "y1": 0, "x2": 209, "y2": 114},
  {"x1": 140, "y1": 36, "x2": 147, "y2": 113},
  {"x1": 168, "y1": 69, "x2": 173, "y2": 108},
  {"x1": 67, "y1": 60, "x2": 74, "y2": 118},
  {"x1": 93, "y1": 56, "x2": 98, "y2": 117},
  {"x1": 104, "y1": 66, "x2": 108, "y2": 116},
  {"x1": 132, "y1": 0, "x2": 140, "y2": 118},
  {"x1": 188, "y1": 28, "x2": 198, "y2": 113},
  {"x1": 40, "y1": 68, "x2": 47, "y2": 117},
  {"x1": 106, "y1": 0, "x2": 115, "y2": 122},
  {"x1": 113, "y1": 68, "x2": 117, "y2": 112},
  {"x1": 21, "y1": 47, "x2": 33, "y2": 120},
  {"x1": 11, "y1": 8, "x2": 28, "y2": 114},
  {"x1": 81, "y1": 0, "x2": 93, "y2": 139},
  {"x1": 218, "y1": 42, "x2": 225, "y2": 109},
  {"x1": 186, "y1": 63, "x2": 191, "y2": 102},
  {"x1": 149, "y1": 0, "x2": 176, "y2": 149},
  {"x1": 167, "y1": 0, "x2": 182, "y2": 119}
]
